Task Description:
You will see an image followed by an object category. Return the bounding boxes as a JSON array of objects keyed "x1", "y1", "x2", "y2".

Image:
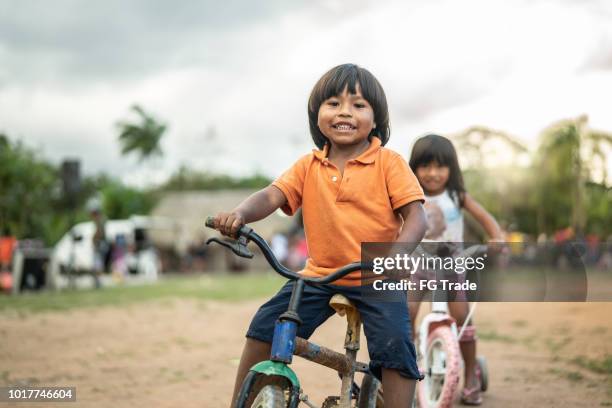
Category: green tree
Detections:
[
  {"x1": 451, "y1": 126, "x2": 533, "y2": 232},
  {"x1": 452, "y1": 122, "x2": 612, "y2": 237},
  {"x1": 0, "y1": 134, "x2": 159, "y2": 244},
  {"x1": 159, "y1": 166, "x2": 271, "y2": 191},
  {"x1": 535, "y1": 115, "x2": 612, "y2": 234},
  {"x1": 100, "y1": 180, "x2": 157, "y2": 219},
  {"x1": 585, "y1": 182, "x2": 612, "y2": 236},
  {"x1": 0, "y1": 134, "x2": 59, "y2": 240},
  {"x1": 117, "y1": 105, "x2": 167, "y2": 161}
]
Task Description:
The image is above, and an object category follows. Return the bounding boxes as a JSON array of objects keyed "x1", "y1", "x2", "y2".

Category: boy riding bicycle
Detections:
[{"x1": 212, "y1": 64, "x2": 427, "y2": 408}]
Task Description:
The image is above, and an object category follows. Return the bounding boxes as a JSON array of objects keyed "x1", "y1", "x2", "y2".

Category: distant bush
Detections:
[{"x1": 159, "y1": 166, "x2": 271, "y2": 191}]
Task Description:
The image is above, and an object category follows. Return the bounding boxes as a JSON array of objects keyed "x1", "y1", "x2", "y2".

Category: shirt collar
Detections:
[{"x1": 312, "y1": 136, "x2": 381, "y2": 164}]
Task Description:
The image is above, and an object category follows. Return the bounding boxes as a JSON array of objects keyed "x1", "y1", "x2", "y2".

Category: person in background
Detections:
[
  {"x1": 408, "y1": 134, "x2": 504, "y2": 405},
  {"x1": 0, "y1": 227, "x2": 16, "y2": 293},
  {"x1": 88, "y1": 199, "x2": 108, "y2": 289},
  {"x1": 270, "y1": 231, "x2": 289, "y2": 264}
]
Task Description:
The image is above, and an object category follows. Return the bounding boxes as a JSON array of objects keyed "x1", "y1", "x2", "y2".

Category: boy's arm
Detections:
[
  {"x1": 213, "y1": 185, "x2": 287, "y2": 237},
  {"x1": 367, "y1": 201, "x2": 427, "y2": 280},
  {"x1": 463, "y1": 193, "x2": 504, "y2": 241},
  {"x1": 396, "y1": 200, "x2": 428, "y2": 249}
]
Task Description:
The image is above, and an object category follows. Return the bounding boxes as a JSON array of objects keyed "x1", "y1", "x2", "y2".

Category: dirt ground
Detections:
[{"x1": 2, "y1": 298, "x2": 612, "y2": 407}]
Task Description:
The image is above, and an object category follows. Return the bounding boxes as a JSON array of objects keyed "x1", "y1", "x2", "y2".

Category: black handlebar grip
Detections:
[{"x1": 205, "y1": 216, "x2": 216, "y2": 229}]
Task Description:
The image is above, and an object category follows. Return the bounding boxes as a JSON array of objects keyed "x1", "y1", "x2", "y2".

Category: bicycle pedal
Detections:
[
  {"x1": 322, "y1": 396, "x2": 341, "y2": 407},
  {"x1": 299, "y1": 392, "x2": 319, "y2": 408}
]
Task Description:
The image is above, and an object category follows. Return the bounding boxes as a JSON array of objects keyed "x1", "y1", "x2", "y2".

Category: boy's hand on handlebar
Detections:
[{"x1": 212, "y1": 211, "x2": 245, "y2": 238}]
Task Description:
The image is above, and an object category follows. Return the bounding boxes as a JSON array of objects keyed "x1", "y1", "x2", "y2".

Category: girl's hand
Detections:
[
  {"x1": 213, "y1": 211, "x2": 245, "y2": 238},
  {"x1": 488, "y1": 237, "x2": 509, "y2": 255}
]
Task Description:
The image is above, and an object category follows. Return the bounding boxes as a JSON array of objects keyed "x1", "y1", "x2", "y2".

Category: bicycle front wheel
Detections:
[
  {"x1": 250, "y1": 384, "x2": 287, "y2": 408},
  {"x1": 417, "y1": 326, "x2": 461, "y2": 408}
]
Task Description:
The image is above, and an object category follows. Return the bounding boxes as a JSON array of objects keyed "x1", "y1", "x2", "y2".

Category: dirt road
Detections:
[{"x1": 2, "y1": 298, "x2": 612, "y2": 407}]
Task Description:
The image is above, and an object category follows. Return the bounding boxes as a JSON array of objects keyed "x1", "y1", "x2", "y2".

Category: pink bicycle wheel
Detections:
[{"x1": 417, "y1": 326, "x2": 461, "y2": 408}]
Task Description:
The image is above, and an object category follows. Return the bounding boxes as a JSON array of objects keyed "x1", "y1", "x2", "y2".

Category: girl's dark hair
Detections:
[
  {"x1": 308, "y1": 63, "x2": 390, "y2": 149},
  {"x1": 409, "y1": 134, "x2": 466, "y2": 207}
]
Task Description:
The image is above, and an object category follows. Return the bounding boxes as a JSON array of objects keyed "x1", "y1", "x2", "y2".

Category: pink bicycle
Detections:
[{"x1": 414, "y1": 244, "x2": 489, "y2": 407}]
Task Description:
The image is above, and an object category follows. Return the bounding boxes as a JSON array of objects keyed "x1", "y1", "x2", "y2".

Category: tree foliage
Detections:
[
  {"x1": 1, "y1": 113, "x2": 611, "y2": 246},
  {"x1": 0, "y1": 134, "x2": 157, "y2": 244},
  {"x1": 534, "y1": 116, "x2": 612, "y2": 234},
  {"x1": 0, "y1": 134, "x2": 59, "y2": 240},
  {"x1": 455, "y1": 116, "x2": 612, "y2": 236},
  {"x1": 100, "y1": 180, "x2": 157, "y2": 219},
  {"x1": 159, "y1": 166, "x2": 271, "y2": 191},
  {"x1": 117, "y1": 105, "x2": 167, "y2": 161}
]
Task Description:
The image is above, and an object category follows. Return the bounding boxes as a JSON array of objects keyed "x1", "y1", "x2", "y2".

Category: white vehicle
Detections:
[{"x1": 49, "y1": 216, "x2": 161, "y2": 289}]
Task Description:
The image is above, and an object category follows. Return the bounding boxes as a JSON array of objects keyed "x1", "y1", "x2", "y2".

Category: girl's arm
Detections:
[
  {"x1": 213, "y1": 185, "x2": 287, "y2": 237},
  {"x1": 463, "y1": 193, "x2": 504, "y2": 242}
]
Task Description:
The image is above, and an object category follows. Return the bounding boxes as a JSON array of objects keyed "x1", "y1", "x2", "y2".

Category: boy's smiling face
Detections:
[{"x1": 317, "y1": 84, "x2": 375, "y2": 148}]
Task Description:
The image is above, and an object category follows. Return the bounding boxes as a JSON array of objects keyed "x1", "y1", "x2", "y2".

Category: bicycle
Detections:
[
  {"x1": 412, "y1": 244, "x2": 490, "y2": 407},
  {"x1": 205, "y1": 217, "x2": 385, "y2": 408}
]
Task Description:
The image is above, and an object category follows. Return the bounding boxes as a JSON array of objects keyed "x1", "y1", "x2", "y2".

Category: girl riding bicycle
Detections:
[
  {"x1": 408, "y1": 134, "x2": 504, "y2": 406},
  {"x1": 213, "y1": 63, "x2": 428, "y2": 408}
]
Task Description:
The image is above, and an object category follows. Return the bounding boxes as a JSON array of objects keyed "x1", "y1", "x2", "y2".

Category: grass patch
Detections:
[
  {"x1": 545, "y1": 336, "x2": 573, "y2": 353},
  {"x1": 548, "y1": 367, "x2": 584, "y2": 382},
  {"x1": 521, "y1": 334, "x2": 537, "y2": 347},
  {"x1": 478, "y1": 329, "x2": 516, "y2": 343},
  {"x1": 566, "y1": 371, "x2": 584, "y2": 382},
  {"x1": 0, "y1": 272, "x2": 284, "y2": 313},
  {"x1": 511, "y1": 320, "x2": 528, "y2": 328},
  {"x1": 571, "y1": 355, "x2": 612, "y2": 375}
]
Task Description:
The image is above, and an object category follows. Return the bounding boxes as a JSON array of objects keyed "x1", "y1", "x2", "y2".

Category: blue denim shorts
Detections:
[{"x1": 246, "y1": 280, "x2": 422, "y2": 381}]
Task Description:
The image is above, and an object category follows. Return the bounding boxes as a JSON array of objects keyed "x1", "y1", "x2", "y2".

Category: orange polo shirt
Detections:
[{"x1": 272, "y1": 137, "x2": 425, "y2": 286}]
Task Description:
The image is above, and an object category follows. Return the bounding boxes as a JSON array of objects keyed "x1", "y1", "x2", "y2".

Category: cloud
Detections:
[
  {"x1": 0, "y1": 0, "x2": 302, "y2": 84},
  {"x1": 1, "y1": 0, "x2": 611, "y2": 187},
  {"x1": 581, "y1": 33, "x2": 612, "y2": 72}
]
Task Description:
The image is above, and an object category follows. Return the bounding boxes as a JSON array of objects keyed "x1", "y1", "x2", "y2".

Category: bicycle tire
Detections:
[
  {"x1": 250, "y1": 384, "x2": 287, "y2": 408},
  {"x1": 477, "y1": 355, "x2": 489, "y2": 392},
  {"x1": 417, "y1": 326, "x2": 461, "y2": 408}
]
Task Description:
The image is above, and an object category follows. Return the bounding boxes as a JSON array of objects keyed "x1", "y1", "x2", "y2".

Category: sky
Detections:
[{"x1": 1, "y1": 0, "x2": 611, "y2": 186}]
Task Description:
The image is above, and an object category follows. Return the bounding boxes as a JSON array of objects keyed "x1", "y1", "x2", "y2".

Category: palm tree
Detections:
[
  {"x1": 117, "y1": 105, "x2": 167, "y2": 162},
  {"x1": 536, "y1": 115, "x2": 612, "y2": 234},
  {"x1": 450, "y1": 126, "x2": 530, "y2": 225}
]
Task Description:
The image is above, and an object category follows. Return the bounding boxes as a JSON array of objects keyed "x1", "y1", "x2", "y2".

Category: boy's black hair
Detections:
[
  {"x1": 308, "y1": 63, "x2": 390, "y2": 149},
  {"x1": 409, "y1": 134, "x2": 466, "y2": 207}
]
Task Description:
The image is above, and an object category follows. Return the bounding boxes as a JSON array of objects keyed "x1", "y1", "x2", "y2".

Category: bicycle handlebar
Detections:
[
  {"x1": 204, "y1": 216, "x2": 364, "y2": 284},
  {"x1": 414, "y1": 242, "x2": 489, "y2": 259}
]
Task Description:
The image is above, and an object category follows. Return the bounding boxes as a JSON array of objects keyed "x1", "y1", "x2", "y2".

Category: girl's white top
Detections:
[{"x1": 425, "y1": 189, "x2": 463, "y2": 242}]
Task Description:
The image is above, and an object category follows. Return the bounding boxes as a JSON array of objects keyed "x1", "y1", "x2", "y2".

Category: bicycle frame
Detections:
[
  {"x1": 235, "y1": 277, "x2": 372, "y2": 408},
  {"x1": 418, "y1": 301, "x2": 458, "y2": 359},
  {"x1": 205, "y1": 218, "x2": 372, "y2": 408},
  {"x1": 417, "y1": 244, "x2": 486, "y2": 363},
  {"x1": 415, "y1": 244, "x2": 487, "y2": 407}
]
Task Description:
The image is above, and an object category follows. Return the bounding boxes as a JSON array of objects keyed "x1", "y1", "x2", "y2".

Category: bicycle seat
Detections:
[
  {"x1": 329, "y1": 294, "x2": 357, "y2": 317},
  {"x1": 329, "y1": 294, "x2": 361, "y2": 349}
]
